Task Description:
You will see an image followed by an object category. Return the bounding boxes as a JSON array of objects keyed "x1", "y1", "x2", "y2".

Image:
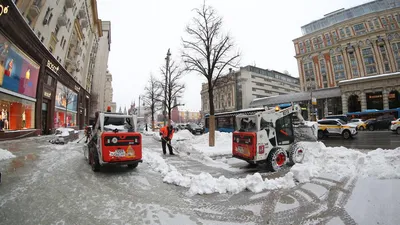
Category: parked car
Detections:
[
  {"x1": 187, "y1": 123, "x2": 204, "y2": 135},
  {"x1": 365, "y1": 114, "x2": 396, "y2": 131},
  {"x1": 317, "y1": 119, "x2": 357, "y2": 139},
  {"x1": 390, "y1": 118, "x2": 400, "y2": 134},
  {"x1": 323, "y1": 115, "x2": 349, "y2": 123},
  {"x1": 348, "y1": 118, "x2": 366, "y2": 131}
]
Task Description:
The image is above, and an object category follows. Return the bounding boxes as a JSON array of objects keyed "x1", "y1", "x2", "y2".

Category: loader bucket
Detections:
[{"x1": 293, "y1": 122, "x2": 318, "y2": 142}]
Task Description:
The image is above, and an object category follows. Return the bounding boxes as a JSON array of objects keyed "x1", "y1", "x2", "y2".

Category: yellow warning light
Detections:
[{"x1": 275, "y1": 106, "x2": 280, "y2": 111}]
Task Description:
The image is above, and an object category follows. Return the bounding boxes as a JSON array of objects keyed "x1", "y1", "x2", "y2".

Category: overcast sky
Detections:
[{"x1": 97, "y1": 0, "x2": 370, "y2": 112}]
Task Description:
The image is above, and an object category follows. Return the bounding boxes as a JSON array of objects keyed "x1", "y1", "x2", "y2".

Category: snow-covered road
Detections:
[{"x1": 0, "y1": 133, "x2": 399, "y2": 225}]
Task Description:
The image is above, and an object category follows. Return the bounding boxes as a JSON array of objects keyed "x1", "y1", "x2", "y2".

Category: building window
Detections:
[
  {"x1": 348, "y1": 52, "x2": 359, "y2": 78},
  {"x1": 368, "y1": 20, "x2": 374, "y2": 31},
  {"x1": 55, "y1": 25, "x2": 60, "y2": 35},
  {"x1": 60, "y1": 36, "x2": 64, "y2": 46},
  {"x1": 319, "y1": 59, "x2": 328, "y2": 88},
  {"x1": 313, "y1": 38, "x2": 318, "y2": 50},
  {"x1": 353, "y1": 23, "x2": 366, "y2": 35},
  {"x1": 339, "y1": 28, "x2": 346, "y2": 38},
  {"x1": 325, "y1": 33, "x2": 332, "y2": 46},
  {"x1": 332, "y1": 55, "x2": 346, "y2": 81},
  {"x1": 391, "y1": 42, "x2": 400, "y2": 71},
  {"x1": 252, "y1": 88, "x2": 256, "y2": 92},
  {"x1": 345, "y1": 27, "x2": 352, "y2": 37},
  {"x1": 41, "y1": 37, "x2": 44, "y2": 42},
  {"x1": 381, "y1": 17, "x2": 388, "y2": 29},
  {"x1": 256, "y1": 82, "x2": 264, "y2": 86},
  {"x1": 331, "y1": 31, "x2": 338, "y2": 43},
  {"x1": 379, "y1": 45, "x2": 391, "y2": 73},
  {"x1": 299, "y1": 42, "x2": 305, "y2": 54},
  {"x1": 305, "y1": 40, "x2": 311, "y2": 52},
  {"x1": 317, "y1": 36, "x2": 324, "y2": 48},
  {"x1": 47, "y1": 75, "x2": 53, "y2": 86},
  {"x1": 362, "y1": 48, "x2": 377, "y2": 75},
  {"x1": 374, "y1": 18, "x2": 381, "y2": 29},
  {"x1": 303, "y1": 62, "x2": 315, "y2": 90}
]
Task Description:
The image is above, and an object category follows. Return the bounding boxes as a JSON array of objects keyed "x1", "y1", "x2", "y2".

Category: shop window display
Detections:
[
  {"x1": 54, "y1": 82, "x2": 78, "y2": 128},
  {"x1": 0, "y1": 93, "x2": 35, "y2": 130}
]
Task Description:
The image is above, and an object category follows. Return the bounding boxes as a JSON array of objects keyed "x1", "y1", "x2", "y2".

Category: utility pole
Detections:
[{"x1": 163, "y1": 49, "x2": 171, "y2": 126}]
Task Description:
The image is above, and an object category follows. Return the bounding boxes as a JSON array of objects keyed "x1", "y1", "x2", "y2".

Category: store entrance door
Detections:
[{"x1": 41, "y1": 102, "x2": 48, "y2": 135}]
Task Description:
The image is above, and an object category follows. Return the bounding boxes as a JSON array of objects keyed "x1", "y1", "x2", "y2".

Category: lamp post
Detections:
[
  {"x1": 138, "y1": 95, "x2": 144, "y2": 117},
  {"x1": 163, "y1": 49, "x2": 171, "y2": 126}
]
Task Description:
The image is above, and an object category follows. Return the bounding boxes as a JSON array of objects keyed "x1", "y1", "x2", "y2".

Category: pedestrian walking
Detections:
[{"x1": 159, "y1": 124, "x2": 175, "y2": 155}]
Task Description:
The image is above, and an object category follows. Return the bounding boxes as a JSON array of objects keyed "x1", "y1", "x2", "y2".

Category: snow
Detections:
[
  {"x1": 290, "y1": 142, "x2": 400, "y2": 183},
  {"x1": 345, "y1": 178, "x2": 400, "y2": 225},
  {"x1": 142, "y1": 131, "x2": 156, "y2": 136},
  {"x1": 104, "y1": 124, "x2": 126, "y2": 131},
  {"x1": 175, "y1": 131, "x2": 232, "y2": 157},
  {"x1": 173, "y1": 130, "x2": 194, "y2": 140},
  {"x1": 0, "y1": 148, "x2": 16, "y2": 161},
  {"x1": 143, "y1": 149, "x2": 296, "y2": 195},
  {"x1": 55, "y1": 127, "x2": 75, "y2": 137}
]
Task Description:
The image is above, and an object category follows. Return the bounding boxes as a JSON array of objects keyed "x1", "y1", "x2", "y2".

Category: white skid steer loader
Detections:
[{"x1": 232, "y1": 104, "x2": 318, "y2": 172}]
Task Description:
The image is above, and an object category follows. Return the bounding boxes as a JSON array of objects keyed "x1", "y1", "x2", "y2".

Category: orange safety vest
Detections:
[{"x1": 160, "y1": 126, "x2": 174, "y2": 139}]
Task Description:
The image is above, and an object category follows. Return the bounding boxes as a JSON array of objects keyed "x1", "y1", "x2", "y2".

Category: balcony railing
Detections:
[
  {"x1": 29, "y1": 0, "x2": 42, "y2": 18},
  {"x1": 78, "y1": 9, "x2": 85, "y2": 18}
]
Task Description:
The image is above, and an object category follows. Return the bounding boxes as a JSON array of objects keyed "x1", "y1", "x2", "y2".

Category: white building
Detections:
[
  {"x1": 90, "y1": 21, "x2": 111, "y2": 114},
  {"x1": 15, "y1": 0, "x2": 104, "y2": 89},
  {"x1": 201, "y1": 66, "x2": 301, "y2": 114},
  {"x1": 104, "y1": 70, "x2": 116, "y2": 111}
]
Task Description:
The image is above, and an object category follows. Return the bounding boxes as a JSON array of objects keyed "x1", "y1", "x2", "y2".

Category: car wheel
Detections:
[
  {"x1": 342, "y1": 130, "x2": 351, "y2": 139},
  {"x1": 397, "y1": 127, "x2": 400, "y2": 135},
  {"x1": 317, "y1": 130, "x2": 324, "y2": 139},
  {"x1": 369, "y1": 125, "x2": 374, "y2": 131},
  {"x1": 359, "y1": 126, "x2": 364, "y2": 131}
]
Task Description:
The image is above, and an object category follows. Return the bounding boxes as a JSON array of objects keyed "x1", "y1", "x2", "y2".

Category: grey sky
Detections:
[{"x1": 97, "y1": 0, "x2": 369, "y2": 112}]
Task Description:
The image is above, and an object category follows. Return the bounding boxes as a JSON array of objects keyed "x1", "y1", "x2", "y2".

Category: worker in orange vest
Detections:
[{"x1": 159, "y1": 124, "x2": 175, "y2": 155}]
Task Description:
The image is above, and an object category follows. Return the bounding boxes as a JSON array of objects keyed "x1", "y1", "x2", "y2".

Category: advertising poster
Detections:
[
  {"x1": 55, "y1": 82, "x2": 78, "y2": 112},
  {"x1": 0, "y1": 33, "x2": 40, "y2": 98}
]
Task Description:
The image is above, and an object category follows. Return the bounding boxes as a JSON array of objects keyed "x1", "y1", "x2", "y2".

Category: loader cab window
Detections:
[
  {"x1": 275, "y1": 115, "x2": 294, "y2": 145},
  {"x1": 103, "y1": 116, "x2": 135, "y2": 132},
  {"x1": 238, "y1": 116, "x2": 257, "y2": 132}
]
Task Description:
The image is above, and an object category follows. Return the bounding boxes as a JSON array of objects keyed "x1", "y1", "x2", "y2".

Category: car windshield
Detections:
[{"x1": 338, "y1": 119, "x2": 347, "y2": 125}]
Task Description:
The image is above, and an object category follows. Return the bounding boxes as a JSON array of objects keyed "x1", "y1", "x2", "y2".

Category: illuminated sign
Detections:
[
  {"x1": 0, "y1": 5, "x2": 9, "y2": 17},
  {"x1": 47, "y1": 60, "x2": 59, "y2": 75},
  {"x1": 44, "y1": 91, "x2": 52, "y2": 98}
]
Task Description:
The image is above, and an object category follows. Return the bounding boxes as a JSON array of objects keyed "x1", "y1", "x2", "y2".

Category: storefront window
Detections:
[
  {"x1": 0, "y1": 93, "x2": 35, "y2": 130},
  {"x1": 54, "y1": 82, "x2": 78, "y2": 128}
]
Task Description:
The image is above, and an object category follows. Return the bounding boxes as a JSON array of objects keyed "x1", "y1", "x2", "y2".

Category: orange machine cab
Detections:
[
  {"x1": 232, "y1": 131, "x2": 257, "y2": 160},
  {"x1": 101, "y1": 132, "x2": 142, "y2": 163}
]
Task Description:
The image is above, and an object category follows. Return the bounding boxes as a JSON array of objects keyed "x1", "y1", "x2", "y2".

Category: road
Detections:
[
  {"x1": 0, "y1": 133, "x2": 392, "y2": 225},
  {"x1": 321, "y1": 130, "x2": 400, "y2": 150}
]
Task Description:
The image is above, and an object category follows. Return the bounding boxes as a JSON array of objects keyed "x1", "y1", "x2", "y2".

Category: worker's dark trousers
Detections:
[{"x1": 161, "y1": 139, "x2": 173, "y2": 155}]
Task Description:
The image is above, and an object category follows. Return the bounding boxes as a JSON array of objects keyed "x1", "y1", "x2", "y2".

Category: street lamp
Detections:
[
  {"x1": 138, "y1": 95, "x2": 144, "y2": 117},
  {"x1": 164, "y1": 49, "x2": 171, "y2": 126}
]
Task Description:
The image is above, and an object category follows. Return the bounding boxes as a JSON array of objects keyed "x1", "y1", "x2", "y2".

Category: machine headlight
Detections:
[{"x1": 112, "y1": 137, "x2": 118, "y2": 143}]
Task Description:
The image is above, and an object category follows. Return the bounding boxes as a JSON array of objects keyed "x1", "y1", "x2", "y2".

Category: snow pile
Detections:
[
  {"x1": 55, "y1": 127, "x2": 74, "y2": 137},
  {"x1": 0, "y1": 148, "x2": 16, "y2": 161},
  {"x1": 175, "y1": 131, "x2": 232, "y2": 157},
  {"x1": 143, "y1": 149, "x2": 295, "y2": 195},
  {"x1": 173, "y1": 130, "x2": 194, "y2": 141},
  {"x1": 290, "y1": 142, "x2": 400, "y2": 183},
  {"x1": 104, "y1": 124, "x2": 126, "y2": 131},
  {"x1": 142, "y1": 131, "x2": 156, "y2": 136},
  {"x1": 152, "y1": 132, "x2": 161, "y2": 142}
]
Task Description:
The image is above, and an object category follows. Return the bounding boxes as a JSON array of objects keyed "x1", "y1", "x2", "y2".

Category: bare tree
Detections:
[
  {"x1": 143, "y1": 74, "x2": 163, "y2": 131},
  {"x1": 181, "y1": 3, "x2": 240, "y2": 146},
  {"x1": 61, "y1": 85, "x2": 77, "y2": 127},
  {"x1": 160, "y1": 60, "x2": 185, "y2": 125},
  {"x1": 283, "y1": 70, "x2": 290, "y2": 75}
]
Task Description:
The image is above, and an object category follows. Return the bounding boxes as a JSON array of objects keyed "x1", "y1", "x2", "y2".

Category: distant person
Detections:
[{"x1": 159, "y1": 124, "x2": 175, "y2": 155}]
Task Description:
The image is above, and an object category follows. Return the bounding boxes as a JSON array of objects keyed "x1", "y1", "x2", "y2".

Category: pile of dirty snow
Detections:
[
  {"x1": 175, "y1": 131, "x2": 232, "y2": 157},
  {"x1": 55, "y1": 127, "x2": 75, "y2": 137},
  {"x1": 290, "y1": 142, "x2": 400, "y2": 183},
  {"x1": 0, "y1": 148, "x2": 16, "y2": 161},
  {"x1": 143, "y1": 150, "x2": 295, "y2": 195}
]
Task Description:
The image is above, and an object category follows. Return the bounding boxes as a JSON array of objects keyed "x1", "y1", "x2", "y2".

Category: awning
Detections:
[{"x1": 250, "y1": 87, "x2": 341, "y2": 107}]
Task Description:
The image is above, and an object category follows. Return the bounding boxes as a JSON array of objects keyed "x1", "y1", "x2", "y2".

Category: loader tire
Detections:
[
  {"x1": 317, "y1": 130, "x2": 324, "y2": 139},
  {"x1": 288, "y1": 144, "x2": 305, "y2": 166},
  {"x1": 266, "y1": 148, "x2": 287, "y2": 172},
  {"x1": 127, "y1": 162, "x2": 139, "y2": 169},
  {"x1": 90, "y1": 148, "x2": 101, "y2": 172}
]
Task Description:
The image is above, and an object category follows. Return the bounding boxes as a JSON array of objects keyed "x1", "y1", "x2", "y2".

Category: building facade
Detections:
[
  {"x1": 292, "y1": 0, "x2": 400, "y2": 114},
  {"x1": 103, "y1": 70, "x2": 115, "y2": 111},
  {"x1": 201, "y1": 65, "x2": 301, "y2": 114},
  {"x1": 91, "y1": 21, "x2": 111, "y2": 115},
  {"x1": 0, "y1": 0, "x2": 93, "y2": 140}
]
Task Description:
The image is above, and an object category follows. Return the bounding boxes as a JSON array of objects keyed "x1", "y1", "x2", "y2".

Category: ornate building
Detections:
[{"x1": 293, "y1": 0, "x2": 400, "y2": 114}]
